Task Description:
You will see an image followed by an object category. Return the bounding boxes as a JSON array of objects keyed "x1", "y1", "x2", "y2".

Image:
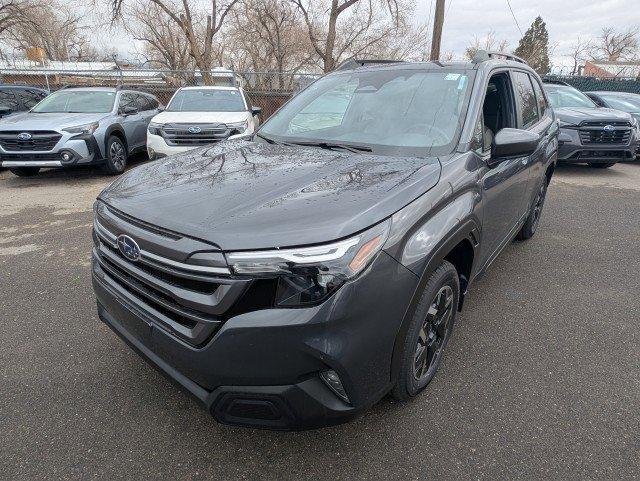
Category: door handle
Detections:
[{"x1": 521, "y1": 158, "x2": 527, "y2": 165}]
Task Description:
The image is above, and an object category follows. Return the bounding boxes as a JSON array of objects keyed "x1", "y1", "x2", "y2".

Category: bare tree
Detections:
[
  {"x1": 5, "y1": 0, "x2": 96, "y2": 61},
  {"x1": 591, "y1": 27, "x2": 639, "y2": 61},
  {"x1": 0, "y1": 0, "x2": 33, "y2": 36},
  {"x1": 464, "y1": 30, "x2": 508, "y2": 60},
  {"x1": 290, "y1": 0, "x2": 404, "y2": 72},
  {"x1": 567, "y1": 37, "x2": 591, "y2": 75},
  {"x1": 109, "y1": 0, "x2": 239, "y2": 83},
  {"x1": 227, "y1": 0, "x2": 314, "y2": 87},
  {"x1": 126, "y1": 2, "x2": 193, "y2": 71}
]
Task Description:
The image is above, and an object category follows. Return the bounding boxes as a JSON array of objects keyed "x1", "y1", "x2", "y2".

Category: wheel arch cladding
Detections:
[
  {"x1": 106, "y1": 125, "x2": 128, "y2": 154},
  {"x1": 386, "y1": 191, "x2": 480, "y2": 385}
]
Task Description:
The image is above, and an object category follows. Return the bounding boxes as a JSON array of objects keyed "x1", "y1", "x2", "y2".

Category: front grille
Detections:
[
  {"x1": 0, "y1": 153, "x2": 62, "y2": 162},
  {"x1": 0, "y1": 131, "x2": 61, "y2": 151},
  {"x1": 92, "y1": 205, "x2": 249, "y2": 346},
  {"x1": 160, "y1": 123, "x2": 235, "y2": 146},
  {"x1": 579, "y1": 122, "x2": 631, "y2": 145}
]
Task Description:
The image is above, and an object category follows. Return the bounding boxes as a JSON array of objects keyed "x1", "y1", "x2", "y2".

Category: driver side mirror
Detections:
[
  {"x1": 0, "y1": 105, "x2": 13, "y2": 117},
  {"x1": 120, "y1": 106, "x2": 138, "y2": 116},
  {"x1": 490, "y1": 128, "x2": 540, "y2": 165},
  {"x1": 251, "y1": 106, "x2": 262, "y2": 116}
]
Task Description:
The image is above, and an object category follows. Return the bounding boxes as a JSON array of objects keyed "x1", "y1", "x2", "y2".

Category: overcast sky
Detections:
[{"x1": 416, "y1": 0, "x2": 639, "y2": 70}]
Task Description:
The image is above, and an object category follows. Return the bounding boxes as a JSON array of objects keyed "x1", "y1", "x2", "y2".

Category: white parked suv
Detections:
[{"x1": 146, "y1": 85, "x2": 261, "y2": 159}]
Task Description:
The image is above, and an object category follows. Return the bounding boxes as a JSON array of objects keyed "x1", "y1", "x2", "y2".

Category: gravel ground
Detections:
[{"x1": 0, "y1": 161, "x2": 638, "y2": 480}]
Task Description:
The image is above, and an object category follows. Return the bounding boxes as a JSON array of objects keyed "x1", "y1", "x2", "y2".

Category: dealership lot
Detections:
[{"x1": 0, "y1": 162, "x2": 639, "y2": 480}]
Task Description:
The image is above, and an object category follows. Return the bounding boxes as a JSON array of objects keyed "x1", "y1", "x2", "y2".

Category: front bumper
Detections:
[
  {"x1": 557, "y1": 127, "x2": 638, "y2": 164},
  {"x1": 92, "y1": 250, "x2": 419, "y2": 430},
  {"x1": 0, "y1": 133, "x2": 102, "y2": 168},
  {"x1": 147, "y1": 131, "x2": 253, "y2": 159}
]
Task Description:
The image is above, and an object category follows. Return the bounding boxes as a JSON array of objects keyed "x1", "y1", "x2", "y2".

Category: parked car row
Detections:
[
  {"x1": 0, "y1": 83, "x2": 261, "y2": 176},
  {"x1": 542, "y1": 81, "x2": 640, "y2": 168},
  {"x1": 0, "y1": 77, "x2": 638, "y2": 178}
]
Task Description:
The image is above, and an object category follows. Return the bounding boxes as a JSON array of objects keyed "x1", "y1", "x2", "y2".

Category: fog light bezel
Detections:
[{"x1": 320, "y1": 369, "x2": 350, "y2": 404}]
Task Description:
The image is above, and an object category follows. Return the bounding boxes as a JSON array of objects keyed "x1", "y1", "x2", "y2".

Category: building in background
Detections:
[{"x1": 582, "y1": 60, "x2": 640, "y2": 79}]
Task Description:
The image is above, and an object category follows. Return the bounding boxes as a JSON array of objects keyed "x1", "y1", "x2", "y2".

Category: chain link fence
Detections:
[
  {"x1": 543, "y1": 74, "x2": 640, "y2": 94},
  {"x1": 0, "y1": 68, "x2": 321, "y2": 119}
]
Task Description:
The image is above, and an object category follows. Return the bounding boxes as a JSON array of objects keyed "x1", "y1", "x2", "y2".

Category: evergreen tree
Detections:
[{"x1": 514, "y1": 16, "x2": 551, "y2": 75}]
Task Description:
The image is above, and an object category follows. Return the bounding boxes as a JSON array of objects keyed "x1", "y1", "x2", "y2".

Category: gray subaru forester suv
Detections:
[{"x1": 0, "y1": 87, "x2": 161, "y2": 177}]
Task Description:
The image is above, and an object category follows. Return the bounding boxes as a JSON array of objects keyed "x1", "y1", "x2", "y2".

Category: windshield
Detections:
[
  {"x1": 600, "y1": 94, "x2": 640, "y2": 112},
  {"x1": 167, "y1": 89, "x2": 246, "y2": 112},
  {"x1": 31, "y1": 90, "x2": 115, "y2": 113},
  {"x1": 259, "y1": 69, "x2": 473, "y2": 156},
  {"x1": 545, "y1": 86, "x2": 597, "y2": 109}
]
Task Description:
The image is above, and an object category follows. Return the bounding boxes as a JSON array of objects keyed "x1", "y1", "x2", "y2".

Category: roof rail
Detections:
[
  {"x1": 336, "y1": 59, "x2": 402, "y2": 71},
  {"x1": 541, "y1": 78, "x2": 571, "y2": 86},
  {"x1": 472, "y1": 50, "x2": 528, "y2": 65}
]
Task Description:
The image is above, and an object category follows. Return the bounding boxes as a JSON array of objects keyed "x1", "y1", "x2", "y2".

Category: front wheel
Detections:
[
  {"x1": 103, "y1": 136, "x2": 128, "y2": 175},
  {"x1": 588, "y1": 162, "x2": 616, "y2": 168},
  {"x1": 9, "y1": 167, "x2": 40, "y2": 177},
  {"x1": 392, "y1": 260, "x2": 459, "y2": 401},
  {"x1": 517, "y1": 178, "x2": 548, "y2": 241}
]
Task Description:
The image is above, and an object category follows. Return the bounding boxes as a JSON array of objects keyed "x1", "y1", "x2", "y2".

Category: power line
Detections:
[{"x1": 506, "y1": 0, "x2": 523, "y2": 36}]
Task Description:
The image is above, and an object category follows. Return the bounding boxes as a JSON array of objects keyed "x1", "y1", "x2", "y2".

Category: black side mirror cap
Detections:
[
  {"x1": 490, "y1": 128, "x2": 540, "y2": 165},
  {"x1": 252, "y1": 106, "x2": 262, "y2": 116}
]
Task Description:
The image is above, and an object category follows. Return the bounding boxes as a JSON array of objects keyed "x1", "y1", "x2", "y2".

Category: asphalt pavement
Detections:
[{"x1": 0, "y1": 161, "x2": 638, "y2": 480}]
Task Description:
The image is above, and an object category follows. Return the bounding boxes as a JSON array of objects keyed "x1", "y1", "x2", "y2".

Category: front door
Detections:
[{"x1": 477, "y1": 71, "x2": 533, "y2": 268}]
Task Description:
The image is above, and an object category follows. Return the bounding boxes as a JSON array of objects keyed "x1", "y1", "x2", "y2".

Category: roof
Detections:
[
  {"x1": 584, "y1": 60, "x2": 640, "y2": 78},
  {"x1": 178, "y1": 85, "x2": 240, "y2": 91}
]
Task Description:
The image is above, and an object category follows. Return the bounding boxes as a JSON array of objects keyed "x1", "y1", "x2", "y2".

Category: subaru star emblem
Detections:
[
  {"x1": 17, "y1": 132, "x2": 32, "y2": 141},
  {"x1": 187, "y1": 126, "x2": 202, "y2": 134},
  {"x1": 117, "y1": 234, "x2": 141, "y2": 262},
  {"x1": 603, "y1": 124, "x2": 615, "y2": 132}
]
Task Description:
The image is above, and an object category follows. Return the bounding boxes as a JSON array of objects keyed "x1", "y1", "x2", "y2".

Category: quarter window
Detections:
[{"x1": 512, "y1": 71, "x2": 539, "y2": 129}]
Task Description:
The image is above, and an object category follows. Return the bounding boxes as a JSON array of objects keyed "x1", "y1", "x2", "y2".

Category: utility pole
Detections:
[{"x1": 430, "y1": 0, "x2": 446, "y2": 60}]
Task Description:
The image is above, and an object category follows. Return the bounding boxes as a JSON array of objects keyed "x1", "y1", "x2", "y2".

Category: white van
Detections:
[{"x1": 146, "y1": 85, "x2": 261, "y2": 159}]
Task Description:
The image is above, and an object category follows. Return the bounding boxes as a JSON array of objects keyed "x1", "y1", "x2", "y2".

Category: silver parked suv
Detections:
[{"x1": 0, "y1": 86, "x2": 161, "y2": 176}]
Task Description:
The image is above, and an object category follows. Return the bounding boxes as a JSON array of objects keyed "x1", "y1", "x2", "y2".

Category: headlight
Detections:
[
  {"x1": 227, "y1": 220, "x2": 390, "y2": 307},
  {"x1": 557, "y1": 119, "x2": 577, "y2": 128},
  {"x1": 228, "y1": 120, "x2": 248, "y2": 135},
  {"x1": 63, "y1": 122, "x2": 99, "y2": 134},
  {"x1": 148, "y1": 122, "x2": 162, "y2": 135}
]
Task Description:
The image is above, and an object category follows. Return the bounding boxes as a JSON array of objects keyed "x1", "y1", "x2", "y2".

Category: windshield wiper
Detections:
[
  {"x1": 287, "y1": 140, "x2": 372, "y2": 153},
  {"x1": 255, "y1": 132, "x2": 283, "y2": 144}
]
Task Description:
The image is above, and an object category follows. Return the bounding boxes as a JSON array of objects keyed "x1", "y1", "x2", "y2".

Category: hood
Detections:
[
  {"x1": 99, "y1": 140, "x2": 441, "y2": 250},
  {"x1": 151, "y1": 110, "x2": 250, "y2": 124},
  {"x1": 0, "y1": 112, "x2": 109, "y2": 131},
  {"x1": 554, "y1": 107, "x2": 633, "y2": 125}
]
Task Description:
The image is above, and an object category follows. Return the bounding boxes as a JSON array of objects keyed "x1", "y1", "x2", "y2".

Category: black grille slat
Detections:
[
  {"x1": 0, "y1": 153, "x2": 61, "y2": 162},
  {"x1": 579, "y1": 128, "x2": 631, "y2": 145},
  {"x1": 0, "y1": 131, "x2": 61, "y2": 151}
]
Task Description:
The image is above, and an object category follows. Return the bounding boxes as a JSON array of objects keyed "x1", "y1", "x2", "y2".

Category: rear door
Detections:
[
  {"x1": 117, "y1": 92, "x2": 145, "y2": 151},
  {"x1": 526, "y1": 74, "x2": 556, "y2": 199}
]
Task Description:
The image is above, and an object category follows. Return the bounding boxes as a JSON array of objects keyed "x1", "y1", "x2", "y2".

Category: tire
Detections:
[
  {"x1": 9, "y1": 167, "x2": 40, "y2": 177},
  {"x1": 392, "y1": 260, "x2": 460, "y2": 401},
  {"x1": 103, "y1": 135, "x2": 128, "y2": 175},
  {"x1": 587, "y1": 162, "x2": 616, "y2": 168},
  {"x1": 516, "y1": 178, "x2": 548, "y2": 241}
]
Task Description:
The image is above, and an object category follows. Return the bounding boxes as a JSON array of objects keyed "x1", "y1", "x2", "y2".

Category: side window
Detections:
[
  {"x1": 512, "y1": 71, "x2": 539, "y2": 129},
  {"x1": 134, "y1": 94, "x2": 149, "y2": 111},
  {"x1": 530, "y1": 78, "x2": 549, "y2": 118},
  {"x1": 18, "y1": 89, "x2": 46, "y2": 109},
  {"x1": 0, "y1": 89, "x2": 20, "y2": 110},
  {"x1": 146, "y1": 95, "x2": 159, "y2": 110},
  {"x1": 119, "y1": 92, "x2": 136, "y2": 112}
]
